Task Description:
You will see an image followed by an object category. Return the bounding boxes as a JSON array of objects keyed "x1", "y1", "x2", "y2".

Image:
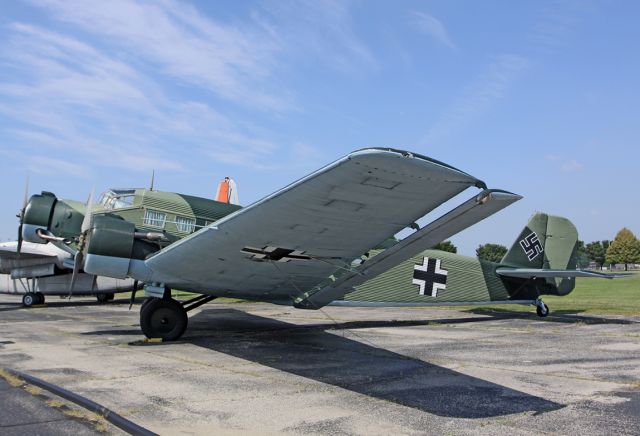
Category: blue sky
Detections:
[{"x1": 0, "y1": 0, "x2": 638, "y2": 255}]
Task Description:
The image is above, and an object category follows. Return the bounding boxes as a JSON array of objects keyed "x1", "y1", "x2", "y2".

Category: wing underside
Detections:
[
  {"x1": 143, "y1": 148, "x2": 509, "y2": 300},
  {"x1": 0, "y1": 242, "x2": 59, "y2": 275}
]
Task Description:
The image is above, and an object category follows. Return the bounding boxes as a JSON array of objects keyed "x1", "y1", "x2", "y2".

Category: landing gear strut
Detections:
[
  {"x1": 535, "y1": 298, "x2": 549, "y2": 317},
  {"x1": 139, "y1": 292, "x2": 217, "y2": 341}
]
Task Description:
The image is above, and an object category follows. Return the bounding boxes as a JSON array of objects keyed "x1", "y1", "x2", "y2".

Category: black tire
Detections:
[
  {"x1": 96, "y1": 293, "x2": 109, "y2": 303},
  {"x1": 106, "y1": 293, "x2": 115, "y2": 301},
  {"x1": 536, "y1": 303, "x2": 549, "y2": 317},
  {"x1": 35, "y1": 292, "x2": 45, "y2": 305},
  {"x1": 141, "y1": 298, "x2": 153, "y2": 310},
  {"x1": 140, "y1": 298, "x2": 188, "y2": 341},
  {"x1": 22, "y1": 293, "x2": 36, "y2": 307}
]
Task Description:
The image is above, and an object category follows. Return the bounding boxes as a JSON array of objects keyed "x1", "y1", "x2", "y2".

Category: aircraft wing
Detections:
[
  {"x1": 496, "y1": 268, "x2": 632, "y2": 279},
  {"x1": 0, "y1": 242, "x2": 60, "y2": 275},
  {"x1": 144, "y1": 148, "x2": 507, "y2": 300},
  {"x1": 297, "y1": 189, "x2": 521, "y2": 308}
]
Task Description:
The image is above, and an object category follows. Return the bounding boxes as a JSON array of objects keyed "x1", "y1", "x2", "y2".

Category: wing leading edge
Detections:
[{"x1": 142, "y1": 148, "x2": 505, "y2": 299}]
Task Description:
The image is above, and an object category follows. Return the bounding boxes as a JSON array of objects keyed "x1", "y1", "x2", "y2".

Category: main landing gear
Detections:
[
  {"x1": 22, "y1": 292, "x2": 45, "y2": 307},
  {"x1": 535, "y1": 298, "x2": 549, "y2": 318},
  {"x1": 96, "y1": 293, "x2": 115, "y2": 303},
  {"x1": 139, "y1": 292, "x2": 217, "y2": 341}
]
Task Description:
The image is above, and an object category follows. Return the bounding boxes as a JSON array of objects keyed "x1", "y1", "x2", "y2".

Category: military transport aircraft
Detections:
[
  {"x1": 16, "y1": 148, "x2": 617, "y2": 341},
  {"x1": 5, "y1": 177, "x2": 241, "y2": 306},
  {"x1": 0, "y1": 240, "x2": 135, "y2": 306}
]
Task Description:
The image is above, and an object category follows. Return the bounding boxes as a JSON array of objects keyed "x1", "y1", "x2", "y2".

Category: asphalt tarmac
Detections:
[{"x1": 1, "y1": 294, "x2": 639, "y2": 435}]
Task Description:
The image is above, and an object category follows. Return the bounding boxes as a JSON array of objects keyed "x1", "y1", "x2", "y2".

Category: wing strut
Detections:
[{"x1": 295, "y1": 189, "x2": 522, "y2": 309}]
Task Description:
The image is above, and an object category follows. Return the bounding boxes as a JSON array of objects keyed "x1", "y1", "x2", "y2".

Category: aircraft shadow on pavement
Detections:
[
  {"x1": 184, "y1": 308, "x2": 562, "y2": 419},
  {"x1": 464, "y1": 308, "x2": 637, "y2": 325}
]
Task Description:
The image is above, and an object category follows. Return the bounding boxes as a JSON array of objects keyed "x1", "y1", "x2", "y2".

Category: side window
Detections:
[
  {"x1": 143, "y1": 210, "x2": 166, "y2": 228},
  {"x1": 176, "y1": 216, "x2": 195, "y2": 233}
]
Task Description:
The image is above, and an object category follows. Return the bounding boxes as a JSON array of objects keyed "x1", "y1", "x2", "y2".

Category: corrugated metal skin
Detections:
[
  {"x1": 178, "y1": 193, "x2": 241, "y2": 221},
  {"x1": 142, "y1": 193, "x2": 193, "y2": 217},
  {"x1": 95, "y1": 189, "x2": 241, "y2": 238},
  {"x1": 345, "y1": 249, "x2": 511, "y2": 303}
]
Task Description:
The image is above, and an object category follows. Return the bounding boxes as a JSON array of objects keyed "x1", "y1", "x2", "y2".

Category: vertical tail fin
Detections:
[
  {"x1": 502, "y1": 212, "x2": 579, "y2": 295},
  {"x1": 502, "y1": 213, "x2": 578, "y2": 269},
  {"x1": 215, "y1": 177, "x2": 239, "y2": 205}
]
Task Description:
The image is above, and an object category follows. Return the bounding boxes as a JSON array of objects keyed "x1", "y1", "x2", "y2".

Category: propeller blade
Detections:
[
  {"x1": 17, "y1": 177, "x2": 29, "y2": 258},
  {"x1": 68, "y1": 251, "x2": 84, "y2": 299},
  {"x1": 129, "y1": 280, "x2": 138, "y2": 310},
  {"x1": 22, "y1": 176, "x2": 29, "y2": 211},
  {"x1": 81, "y1": 188, "x2": 95, "y2": 233},
  {"x1": 17, "y1": 222, "x2": 23, "y2": 257}
]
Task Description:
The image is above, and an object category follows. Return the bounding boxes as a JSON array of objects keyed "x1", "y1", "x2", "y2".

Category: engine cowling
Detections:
[
  {"x1": 84, "y1": 214, "x2": 160, "y2": 279},
  {"x1": 22, "y1": 192, "x2": 84, "y2": 244}
]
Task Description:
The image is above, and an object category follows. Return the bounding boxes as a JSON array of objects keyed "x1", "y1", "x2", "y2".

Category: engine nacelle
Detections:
[
  {"x1": 84, "y1": 215, "x2": 160, "y2": 279},
  {"x1": 22, "y1": 192, "x2": 84, "y2": 244}
]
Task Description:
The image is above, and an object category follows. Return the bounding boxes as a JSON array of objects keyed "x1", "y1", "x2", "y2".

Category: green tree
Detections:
[
  {"x1": 575, "y1": 240, "x2": 591, "y2": 268},
  {"x1": 605, "y1": 228, "x2": 640, "y2": 270},
  {"x1": 433, "y1": 240, "x2": 457, "y2": 253},
  {"x1": 585, "y1": 241, "x2": 607, "y2": 266},
  {"x1": 476, "y1": 243, "x2": 508, "y2": 262}
]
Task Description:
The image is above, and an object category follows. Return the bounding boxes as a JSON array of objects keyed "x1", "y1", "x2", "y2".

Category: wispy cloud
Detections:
[
  {"x1": 0, "y1": 21, "x2": 278, "y2": 172},
  {"x1": 422, "y1": 54, "x2": 530, "y2": 144},
  {"x1": 0, "y1": 0, "x2": 376, "y2": 178},
  {"x1": 421, "y1": 1, "x2": 593, "y2": 145},
  {"x1": 545, "y1": 155, "x2": 584, "y2": 172},
  {"x1": 258, "y1": 0, "x2": 377, "y2": 73},
  {"x1": 409, "y1": 11, "x2": 456, "y2": 49},
  {"x1": 26, "y1": 155, "x2": 91, "y2": 178},
  {"x1": 528, "y1": 0, "x2": 594, "y2": 52},
  {"x1": 561, "y1": 159, "x2": 583, "y2": 172},
  {"x1": 30, "y1": 0, "x2": 290, "y2": 111}
]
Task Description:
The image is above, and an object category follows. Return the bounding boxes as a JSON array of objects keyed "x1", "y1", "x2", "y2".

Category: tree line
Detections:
[{"x1": 437, "y1": 228, "x2": 640, "y2": 270}]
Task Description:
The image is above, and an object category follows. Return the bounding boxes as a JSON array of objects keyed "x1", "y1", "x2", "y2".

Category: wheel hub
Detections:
[{"x1": 150, "y1": 308, "x2": 178, "y2": 334}]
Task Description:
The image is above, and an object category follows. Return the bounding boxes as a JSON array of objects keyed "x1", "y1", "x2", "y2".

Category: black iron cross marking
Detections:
[
  {"x1": 241, "y1": 246, "x2": 311, "y2": 262},
  {"x1": 519, "y1": 232, "x2": 543, "y2": 261},
  {"x1": 412, "y1": 257, "x2": 447, "y2": 297}
]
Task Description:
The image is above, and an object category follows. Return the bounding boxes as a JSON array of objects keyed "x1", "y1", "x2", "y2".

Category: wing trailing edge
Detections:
[{"x1": 295, "y1": 189, "x2": 522, "y2": 309}]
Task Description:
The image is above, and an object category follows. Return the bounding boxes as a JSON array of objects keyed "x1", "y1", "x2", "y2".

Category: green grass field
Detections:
[{"x1": 473, "y1": 273, "x2": 640, "y2": 316}]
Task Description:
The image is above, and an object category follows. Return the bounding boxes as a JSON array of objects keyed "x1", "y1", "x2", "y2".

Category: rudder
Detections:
[{"x1": 502, "y1": 212, "x2": 579, "y2": 295}]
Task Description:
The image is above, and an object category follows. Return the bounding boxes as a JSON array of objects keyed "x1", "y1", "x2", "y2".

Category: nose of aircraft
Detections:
[{"x1": 21, "y1": 192, "x2": 84, "y2": 245}]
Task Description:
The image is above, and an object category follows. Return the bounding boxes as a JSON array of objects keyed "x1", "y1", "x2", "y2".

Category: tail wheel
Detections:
[{"x1": 140, "y1": 298, "x2": 188, "y2": 341}]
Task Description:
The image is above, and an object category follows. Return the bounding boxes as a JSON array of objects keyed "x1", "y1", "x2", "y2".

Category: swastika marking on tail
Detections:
[{"x1": 519, "y1": 232, "x2": 543, "y2": 261}]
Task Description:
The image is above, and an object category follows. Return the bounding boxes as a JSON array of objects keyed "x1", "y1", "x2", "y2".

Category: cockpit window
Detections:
[{"x1": 98, "y1": 189, "x2": 136, "y2": 210}]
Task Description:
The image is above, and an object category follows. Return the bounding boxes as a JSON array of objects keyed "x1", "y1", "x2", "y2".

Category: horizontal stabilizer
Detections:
[
  {"x1": 296, "y1": 189, "x2": 522, "y2": 309},
  {"x1": 496, "y1": 268, "x2": 632, "y2": 279}
]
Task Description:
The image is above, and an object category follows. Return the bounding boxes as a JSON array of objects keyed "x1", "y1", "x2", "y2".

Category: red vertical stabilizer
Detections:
[{"x1": 215, "y1": 177, "x2": 239, "y2": 205}]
